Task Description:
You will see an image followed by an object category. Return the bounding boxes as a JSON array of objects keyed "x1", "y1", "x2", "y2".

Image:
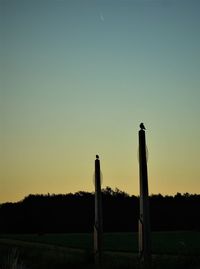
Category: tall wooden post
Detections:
[
  {"x1": 138, "y1": 124, "x2": 151, "y2": 267},
  {"x1": 94, "y1": 155, "x2": 103, "y2": 267}
]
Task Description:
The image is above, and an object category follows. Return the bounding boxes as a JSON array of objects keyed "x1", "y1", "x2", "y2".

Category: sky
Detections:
[{"x1": 0, "y1": 0, "x2": 200, "y2": 203}]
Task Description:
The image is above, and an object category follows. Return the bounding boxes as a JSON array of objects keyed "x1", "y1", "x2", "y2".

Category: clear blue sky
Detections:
[{"x1": 1, "y1": 0, "x2": 200, "y2": 202}]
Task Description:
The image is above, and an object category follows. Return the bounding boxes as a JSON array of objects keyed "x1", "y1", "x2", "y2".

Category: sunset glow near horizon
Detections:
[{"x1": 1, "y1": 0, "x2": 200, "y2": 203}]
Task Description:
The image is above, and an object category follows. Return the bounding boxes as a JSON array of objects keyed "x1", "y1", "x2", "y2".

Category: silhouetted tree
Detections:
[{"x1": 0, "y1": 188, "x2": 199, "y2": 233}]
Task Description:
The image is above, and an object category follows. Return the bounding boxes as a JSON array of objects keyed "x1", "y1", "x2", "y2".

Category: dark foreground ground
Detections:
[{"x1": 0, "y1": 232, "x2": 200, "y2": 269}]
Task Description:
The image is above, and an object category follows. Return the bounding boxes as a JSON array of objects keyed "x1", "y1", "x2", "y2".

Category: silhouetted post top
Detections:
[
  {"x1": 140, "y1": 123, "x2": 146, "y2": 130},
  {"x1": 96, "y1": 155, "x2": 99, "y2": 159}
]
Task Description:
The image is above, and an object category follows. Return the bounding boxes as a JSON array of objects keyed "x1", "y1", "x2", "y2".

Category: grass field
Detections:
[
  {"x1": 1, "y1": 231, "x2": 200, "y2": 254},
  {"x1": 0, "y1": 231, "x2": 200, "y2": 269}
]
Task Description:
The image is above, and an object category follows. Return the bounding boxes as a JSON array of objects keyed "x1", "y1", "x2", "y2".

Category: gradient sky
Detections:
[{"x1": 1, "y1": 0, "x2": 200, "y2": 203}]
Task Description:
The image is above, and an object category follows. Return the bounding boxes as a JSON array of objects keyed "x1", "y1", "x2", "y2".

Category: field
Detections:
[{"x1": 0, "y1": 231, "x2": 200, "y2": 269}]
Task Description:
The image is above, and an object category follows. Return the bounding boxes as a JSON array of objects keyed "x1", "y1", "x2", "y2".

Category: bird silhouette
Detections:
[
  {"x1": 140, "y1": 123, "x2": 146, "y2": 130},
  {"x1": 96, "y1": 155, "x2": 99, "y2": 159}
]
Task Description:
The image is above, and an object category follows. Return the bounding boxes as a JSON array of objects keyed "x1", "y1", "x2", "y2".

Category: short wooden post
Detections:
[{"x1": 94, "y1": 155, "x2": 103, "y2": 267}]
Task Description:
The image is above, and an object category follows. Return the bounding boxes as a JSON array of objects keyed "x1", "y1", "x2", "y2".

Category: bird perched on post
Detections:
[
  {"x1": 140, "y1": 123, "x2": 146, "y2": 130},
  {"x1": 96, "y1": 155, "x2": 99, "y2": 159}
]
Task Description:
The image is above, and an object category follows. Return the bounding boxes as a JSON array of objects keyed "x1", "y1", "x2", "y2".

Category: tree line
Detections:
[{"x1": 0, "y1": 187, "x2": 199, "y2": 233}]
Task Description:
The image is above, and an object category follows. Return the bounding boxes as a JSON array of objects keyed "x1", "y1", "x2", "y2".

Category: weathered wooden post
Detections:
[
  {"x1": 94, "y1": 154, "x2": 103, "y2": 267},
  {"x1": 138, "y1": 123, "x2": 151, "y2": 268}
]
